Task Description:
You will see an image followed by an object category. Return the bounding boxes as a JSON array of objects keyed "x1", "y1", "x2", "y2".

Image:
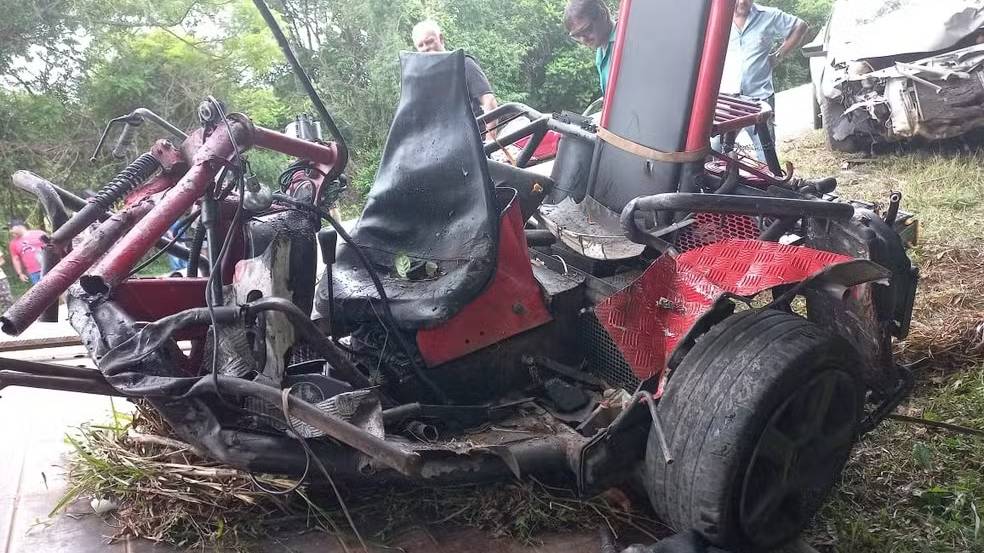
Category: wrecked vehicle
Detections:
[
  {"x1": 805, "y1": 0, "x2": 984, "y2": 151},
  {"x1": 0, "y1": 0, "x2": 919, "y2": 551}
]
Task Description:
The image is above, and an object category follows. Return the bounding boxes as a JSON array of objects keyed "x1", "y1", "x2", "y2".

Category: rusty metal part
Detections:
[
  {"x1": 202, "y1": 375, "x2": 421, "y2": 476},
  {"x1": 0, "y1": 356, "x2": 104, "y2": 379},
  {"x1": 1, "y1": 198, "x2": 156, "y2": 335},
  {"x1": 36, "y1": 178, "x2": 201, "y2": 267},
  {"x1": 81, "y1": 120, "x2": 251, "y2": 293},
  {"x1": 0, "y1": 335, "x2": 82, "y2": 352}
]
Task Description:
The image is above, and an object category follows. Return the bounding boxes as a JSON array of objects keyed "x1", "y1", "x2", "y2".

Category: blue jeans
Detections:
[
  {"x1": 28, "y1": 271, "x2": 41, "y2": 284},
  {"x1": 169, "y1": 256, "x2": 189, "y2": 272}
]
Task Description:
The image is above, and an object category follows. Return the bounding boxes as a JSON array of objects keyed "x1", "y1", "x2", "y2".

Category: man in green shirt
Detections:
[{"x1": 564, "y1": 0, "x2": 616, "y2": 95}]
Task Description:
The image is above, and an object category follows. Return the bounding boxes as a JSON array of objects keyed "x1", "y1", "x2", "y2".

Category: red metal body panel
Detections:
[
  {"x1": 114, "y1": 278, "x2": 208, "y2": 339},
  {"x1": 415, "y1": 199, "x2": 553, "y2": 367},
  {"x1": 595, "y1": 240, "x2": 852, "y2": 384},
  {"x1": 686, "y1": 0, "x2": 736, "y2": 150},
  {"x1": 513, "y1": 131, "x2": 561, "y2": 163}
]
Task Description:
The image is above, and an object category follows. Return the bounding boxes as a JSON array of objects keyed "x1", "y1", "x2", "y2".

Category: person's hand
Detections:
[
  {"x1": 18, "y1": 273, "x2": 27, "y2": 282},
  {"x1": 768, "y1": 51, "x2": 782, "y2": 67}
]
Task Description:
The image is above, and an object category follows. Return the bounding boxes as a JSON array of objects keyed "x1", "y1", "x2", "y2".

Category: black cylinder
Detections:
[{"x1": 548, "y1": 135, "x2": 595, "y2": 204}]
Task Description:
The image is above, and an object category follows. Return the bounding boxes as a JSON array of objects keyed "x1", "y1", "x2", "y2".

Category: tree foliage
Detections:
[{"x1": 0, "y1": 0, "x2": 831, "y2": 224}]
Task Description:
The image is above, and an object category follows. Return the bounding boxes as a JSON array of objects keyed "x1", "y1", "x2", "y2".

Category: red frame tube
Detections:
[
  {"x1": 686, "y1": 0, "x2": 735, "y2": 150},
  {"x1": 82, "y1": 122, "x2": 249, "y2": 293},
  {"x1": 0, "y1": 198, "x2": 156, "y2": 335},
  {"x1": 599, "y1": 0, "x2": 633, "y2": 129},
  {"x1": 253, "y1": 126, "x2": 339, "y2": 166}
]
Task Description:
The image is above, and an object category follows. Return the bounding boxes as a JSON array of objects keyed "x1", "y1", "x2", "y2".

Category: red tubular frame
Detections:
[
  {"x1": 253, "y1": 127, "x2": 339, "y2": 166},
  {"x1": 82, "y1": 122, "x2": 250, "y2": 293},
  {"x1": 599, "y1": 0, "x2": 633, "y2": 129},
  {"x1": 80, "y1": 114, "x2": 342, "y2": 296},
  {"x1": 685, "y1": 0, "x2": 735, "y2": 150},
  {"x1": 0, "y1": 198, "x2": 157, "y2": 335}
]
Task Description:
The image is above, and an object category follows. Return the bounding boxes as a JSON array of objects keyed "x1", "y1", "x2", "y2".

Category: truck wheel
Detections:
[
  {"x1": 645, "y1": 308, "x2": 863, "y2": 551},
  {"x1": 820, "y1": 96, "x2": 863, "y2": 153}
]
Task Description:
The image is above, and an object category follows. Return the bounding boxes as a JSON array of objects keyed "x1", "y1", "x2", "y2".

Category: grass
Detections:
[
  {"x1": 59, "y1": 403, "x2": 666, "y2": 550},
  {"x1": 782, "y1": 131, "x2": 984, "y2": 553}
]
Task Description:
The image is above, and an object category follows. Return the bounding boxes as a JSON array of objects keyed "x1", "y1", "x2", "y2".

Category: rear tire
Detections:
[
  {"x1": 820, "y1": 96, "x2": 866, "y2": 153},
  {"x1": 645, "y1": 309, "x2": 863, "y2": 551}
]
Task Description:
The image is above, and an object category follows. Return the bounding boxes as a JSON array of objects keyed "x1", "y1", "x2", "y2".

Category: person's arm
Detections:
[
  {"x1": 480, "y1": 93, "x2": 499, "y2": 139},
  {"x1": 9, "y1": 249, "x2": 26, "y2": 281},
  {"x1": 464, "y1": 57, "x2": 497, "y2": 138},
  {"x1": 770, "y1": 18, "x2": 809, "y2": 67}
]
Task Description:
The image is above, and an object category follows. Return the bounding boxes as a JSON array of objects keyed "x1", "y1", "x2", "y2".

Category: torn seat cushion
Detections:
[{"x1": 318, "y1": 51, "x2": 499, "y2": 330}]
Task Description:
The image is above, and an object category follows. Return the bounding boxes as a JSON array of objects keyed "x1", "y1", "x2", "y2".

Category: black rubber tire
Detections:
[
  {"x1": 645, "y1": 308, "x2": 864, "y2": 551},
  {"x1": 820, "y1": 96, "x2": 863, "y2": 153},
  {"x1": 811, "y1": 84, "x2": 823, "y2": 130}
]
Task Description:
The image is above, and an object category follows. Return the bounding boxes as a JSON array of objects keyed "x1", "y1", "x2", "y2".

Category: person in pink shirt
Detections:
[{"x1": 8, "y1": 222, "x2": 46, "y2": 284}]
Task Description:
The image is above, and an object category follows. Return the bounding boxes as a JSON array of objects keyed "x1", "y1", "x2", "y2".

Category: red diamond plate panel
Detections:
[{"x1": 595, "y1": 239, "x2": 853, "y2": 385}]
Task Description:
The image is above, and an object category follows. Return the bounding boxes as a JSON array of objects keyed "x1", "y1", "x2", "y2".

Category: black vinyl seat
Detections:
[{"x1": 317, "y1": 51, "x2": 500, "y2": 330}]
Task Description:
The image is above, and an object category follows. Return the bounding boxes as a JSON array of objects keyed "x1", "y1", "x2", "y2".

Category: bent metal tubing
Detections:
[
  {"x1": 80, "y1": 120, "x2": 253, "y2": 294},
  {"x1": 1, "y1": 198, "x2": 157, "y2": 335},
  {"x1": 80, "y1": 115, "x2": 342, "y2": 295}
]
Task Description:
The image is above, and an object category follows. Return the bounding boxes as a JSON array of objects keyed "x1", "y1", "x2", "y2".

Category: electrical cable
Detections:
[
  {"x1": 278, "y1": 159, "x2": 326, "y2": 192},
  {"x1": 271, "y1": 193, "x2": 450, "y2": 404},
  {"x1": 203, "y1": 96, "x2": 248, "y2": 410},
  {"x1": 279, "y1": 387, "x2": 368, "y2": 553},
  {"x1": 127, "y1": 209, "x2": 201, "y2": 277},
  {"x1": 245, "y1": 386, "x2": 313, "y2": 496}
]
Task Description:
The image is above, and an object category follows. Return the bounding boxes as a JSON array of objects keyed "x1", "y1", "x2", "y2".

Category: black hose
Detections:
[
  {"x1": 186, "y1": 219, "x2": 208, "y2": 277},
  {"x1": 251, "y1": 0, "x2": 348, "y2": 172},
  {"x1": 244, "y1": 297, "x2": 372, "y2": 389},
  {"x1": 620, "y1": 193, "x2": 854, "y2": 245}
]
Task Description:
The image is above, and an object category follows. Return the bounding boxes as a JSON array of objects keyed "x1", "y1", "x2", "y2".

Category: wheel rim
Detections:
[{"x1": 738, "y1": 368, "x2": 859, "y2": 547}]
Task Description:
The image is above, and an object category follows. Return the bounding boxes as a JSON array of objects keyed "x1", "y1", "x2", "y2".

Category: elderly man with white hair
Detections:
[{"x1": 411, "y1": 19, "x2": 499, "y2": 135}]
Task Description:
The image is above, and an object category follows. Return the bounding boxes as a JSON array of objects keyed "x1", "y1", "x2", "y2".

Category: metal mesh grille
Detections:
[
  {"x1": 579, "y1": 311, "x2": 640, "y2": 392},
  {"x1": 675, "y1": 213, "x2": 760, "y2": 252}
]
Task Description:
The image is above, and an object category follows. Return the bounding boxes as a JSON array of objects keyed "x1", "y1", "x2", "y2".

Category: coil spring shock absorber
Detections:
[{"x1": 49, "y1": 153, "x2": 162, "y2": 249}]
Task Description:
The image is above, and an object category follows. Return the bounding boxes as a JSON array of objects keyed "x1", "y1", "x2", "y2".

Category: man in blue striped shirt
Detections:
[{"x1": 721, "y1": 0, "x2": 809, "y2": 160}]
